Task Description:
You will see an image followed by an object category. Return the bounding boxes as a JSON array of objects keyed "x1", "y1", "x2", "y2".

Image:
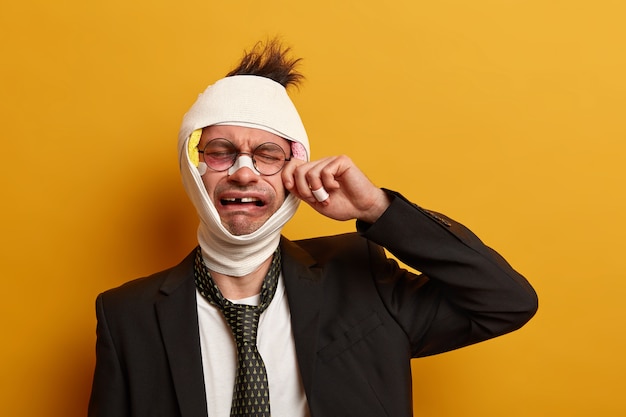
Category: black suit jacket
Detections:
[{"x1": 89, "y1": 192, "x2": 538, "y2": 417}]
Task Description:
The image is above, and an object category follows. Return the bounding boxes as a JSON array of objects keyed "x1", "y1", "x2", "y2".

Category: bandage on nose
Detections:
[{"x1": 228, "y1": 155, "x2": 261, "y2": 176}]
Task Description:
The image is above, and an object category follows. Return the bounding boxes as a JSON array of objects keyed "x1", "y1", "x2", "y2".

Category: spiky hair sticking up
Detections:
[{"x1": 226, "y1": 38, "x2": 304, "y2": 89}]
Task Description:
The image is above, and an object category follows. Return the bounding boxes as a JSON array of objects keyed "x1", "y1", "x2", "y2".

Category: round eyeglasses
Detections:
[{"x1": 198, "y1": 138, "x2": 291, "y2": 176}]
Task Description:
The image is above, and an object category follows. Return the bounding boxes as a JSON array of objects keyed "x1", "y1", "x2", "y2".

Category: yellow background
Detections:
[{"x1": 1, "y1": 0, "x2": 625, "y2": 416}]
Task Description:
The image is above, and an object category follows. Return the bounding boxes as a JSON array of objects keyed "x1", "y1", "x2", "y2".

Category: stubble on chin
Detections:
[{"x1": 222, "y1": 218, "x2": 265, "y2": 236}]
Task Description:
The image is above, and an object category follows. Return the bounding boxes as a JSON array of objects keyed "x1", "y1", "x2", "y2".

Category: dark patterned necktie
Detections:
[{"x1": 194, "y1": 246, "x2": 280, "y2": 417}]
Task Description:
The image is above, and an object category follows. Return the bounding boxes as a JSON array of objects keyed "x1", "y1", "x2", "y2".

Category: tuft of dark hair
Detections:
[{"x1": 226, "y1": 38, "x2": 304, "y2": 89}]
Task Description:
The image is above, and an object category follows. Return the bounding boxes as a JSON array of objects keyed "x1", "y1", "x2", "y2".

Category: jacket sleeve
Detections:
[
  {"x1": 88, "y1": 294, "x2": 130, "y2": 417},
  {"x1": 358, "y1": 190, "x2": 538, "y2": 357}
]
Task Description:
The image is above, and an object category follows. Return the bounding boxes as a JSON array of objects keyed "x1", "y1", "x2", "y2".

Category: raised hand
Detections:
[{"x1": 282, "y1": 155, "x2": 391, "y2": 223}]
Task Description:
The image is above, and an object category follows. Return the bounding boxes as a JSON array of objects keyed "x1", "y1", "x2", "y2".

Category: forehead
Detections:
[{"x1": 200, "y1": 125, "x2": 290, "y2": 150}]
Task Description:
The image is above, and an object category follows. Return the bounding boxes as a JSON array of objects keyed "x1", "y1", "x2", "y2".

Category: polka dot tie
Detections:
[{"x1": 194, "y1": 246, "x2": 280, "y2": 417}]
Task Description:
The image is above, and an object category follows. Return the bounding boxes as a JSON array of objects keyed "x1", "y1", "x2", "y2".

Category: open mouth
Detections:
[{"x1": 220, "y1": 197, "x2": 265, "y2": 207}]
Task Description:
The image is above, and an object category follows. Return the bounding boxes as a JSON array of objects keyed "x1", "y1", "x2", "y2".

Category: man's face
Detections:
[{"x1": 198, "y1": 125, "x2": 291, "y2": 236}]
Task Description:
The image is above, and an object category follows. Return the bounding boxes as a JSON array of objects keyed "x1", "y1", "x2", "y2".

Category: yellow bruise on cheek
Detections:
[{"x1": 187, "y1": 129, "x2": 203, "y2": 167}]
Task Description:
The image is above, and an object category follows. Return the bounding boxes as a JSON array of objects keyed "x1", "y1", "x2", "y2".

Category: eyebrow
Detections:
[{"x1": 203, "y1": 137, "x2": 290, "y2": 152}]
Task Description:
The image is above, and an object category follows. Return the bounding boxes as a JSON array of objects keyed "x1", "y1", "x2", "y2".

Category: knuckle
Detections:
[
  {"x1": 337, "y1": 154, "x2": 352, "y2": 164},
  {"x1": 305, "y1": 170, "x2": 317, "y2": 182}
]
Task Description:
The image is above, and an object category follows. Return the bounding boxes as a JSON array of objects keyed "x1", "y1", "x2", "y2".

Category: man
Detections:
[{"x1": 89, "y1": 40, "x2": 538, "y2": 417}]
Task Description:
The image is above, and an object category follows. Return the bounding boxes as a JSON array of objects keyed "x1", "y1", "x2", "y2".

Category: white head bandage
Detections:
[{"x1": 178, "y1": 75, "x2": 309, "y2": 276}]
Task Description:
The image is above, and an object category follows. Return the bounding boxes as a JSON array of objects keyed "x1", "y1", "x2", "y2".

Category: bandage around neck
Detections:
[{"x1": 178, "y1": 75, "x2": 309, "y2": 276}]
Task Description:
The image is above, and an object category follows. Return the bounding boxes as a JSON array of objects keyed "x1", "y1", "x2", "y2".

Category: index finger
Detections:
[{"x1": 281, "y1": 157, "x2": 306, "y2": 190}]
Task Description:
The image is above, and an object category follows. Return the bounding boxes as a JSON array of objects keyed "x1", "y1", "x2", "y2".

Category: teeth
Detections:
[{"x1": 221, "y1": 197, "x2": 263, "y2": 205}]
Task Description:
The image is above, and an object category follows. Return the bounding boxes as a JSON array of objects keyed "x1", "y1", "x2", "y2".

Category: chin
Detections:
[{"x1": 223, "y1": 220, "x2": 265, "y2": 236}]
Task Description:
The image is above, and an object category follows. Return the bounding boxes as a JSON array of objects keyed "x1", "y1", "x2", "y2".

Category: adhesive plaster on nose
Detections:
[{"x1": 228, "y1": 155, "x2": 261, "y2": 175}]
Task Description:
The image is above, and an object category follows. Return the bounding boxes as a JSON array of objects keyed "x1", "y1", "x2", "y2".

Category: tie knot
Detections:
[{"x1": 224, "y1": 304, "x2": 261, "y2": 346}]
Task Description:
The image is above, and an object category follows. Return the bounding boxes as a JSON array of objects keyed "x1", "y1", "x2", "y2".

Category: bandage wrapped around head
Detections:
[{"x1": 178, "y1": 75, "x2": 309, "y2": 276}]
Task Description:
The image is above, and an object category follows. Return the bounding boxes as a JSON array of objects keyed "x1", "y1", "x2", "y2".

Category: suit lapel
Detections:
[
  {"x1": 155, "y1": 251, "x2": 208, "y2": 417},
  {"x1": 153, "y1": 242, "x2": 323, "y2": 415},
  {"x1": 280, "y1": 237, "x2": 324, "y2": 401}
]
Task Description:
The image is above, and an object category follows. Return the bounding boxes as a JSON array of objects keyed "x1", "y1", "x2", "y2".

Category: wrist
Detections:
[{"x1": 358, "y1": 189, "x2": 392, "y2": 224}]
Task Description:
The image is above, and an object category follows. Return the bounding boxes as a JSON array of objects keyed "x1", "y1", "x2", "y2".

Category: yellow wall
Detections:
[{"x1": 1, "y1": 1, "x2": 624, "y2": 416}]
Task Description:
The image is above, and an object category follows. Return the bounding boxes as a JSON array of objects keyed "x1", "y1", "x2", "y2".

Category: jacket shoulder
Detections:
[
  {"x1": 98, "y1": 249, "x2": 196, "y2": 307},
  {"x1": 291, "y1": 233, "x2": 384, "y2": 264}
]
